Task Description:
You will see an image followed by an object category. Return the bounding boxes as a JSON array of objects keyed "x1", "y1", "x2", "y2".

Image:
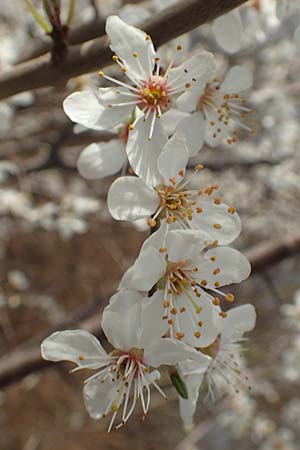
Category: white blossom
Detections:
[
  {"x1": 41, "y1": 289, "x2": 200, "y2": 431},
  {"x1": 108, "y1": 132, "x2": 241, "y2": 243},
  {"x1": 121, "y1": 227, "x2": 251, "y2": 347}
]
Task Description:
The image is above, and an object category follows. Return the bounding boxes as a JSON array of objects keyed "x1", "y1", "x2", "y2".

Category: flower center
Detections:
[{"x1": 138, "y1": 76, "x2": 171, "y2": 114}]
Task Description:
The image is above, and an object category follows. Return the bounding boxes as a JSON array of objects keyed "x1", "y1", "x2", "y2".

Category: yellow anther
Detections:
[
  {"x1": 169, "y1": 177, "x2": 176, "y2": 185},
  {"x1": 198, "y1": 321, "x2": 203, "y2": 327},
  {"x1": 214, "y1": 198, "x2": 221, "y2": 205},
  {"x1": 180, "y1": 307, "x2": 186, "y2": 313},
  {"x1": 214, "y1": 281, "x2": 220, "y2": 287},
  {"x1": 133, "y1": 52, "x2": 139, "y2": 58},
  {"x1": 178, "y1": 170, "x2": 185, "y2": 177},
  {"x1": 163, "y1": 300, "x2": 170, "y2": 308},
  {"x1": 200, "y1": 280, "x2": 207, "y2": 286},
  {"x1": 168, "y1": 319, "x2": 174, "y2": 325},
  {"x1": 171, "y1": 307, "x2": 178, "y2": 315},
  {"x1": 128, "y1": 124, "x2": 134, "y2": 131},
  {"x1": 112, "y1": 55, "x2": 118, "y2": 62},
  {"x1": 194, "y1": 331, "x2": 201, "y2": 338},
  {"x1": 159, "y1": 247, "x2": 167, "y2": 253},
  {"x1": 212, "y1": 297, "x2": 220, "y2": 306},
  {"x1": 210, "y1": 256, "x2": 216, "y2": 262},
  {"x1": 79, "y1": 355, "x2": 85, "y2": 361},
  {"x1": 147, "y1": 218, "x2": 157, "y2": 227},
  {"x1": 98, "y1": 70, "x2": 104, "y2": 77},
  {"x1": 228, "y1": 206, "x2": 237, "y2": 214},
  {"x1": 225, "y1": 293, "x2": 235, "y2": 303},
  {"x1": 213, "y1": 223, "x2": 222, "y2": 229},
  {"x1": 219, "y1": 311, "x2": 228, "y2": 318},
  {"x1": 196, "y1": 207, "x2": 203, "y2": 214},
  {"x1": 185, "y1": 83, "x2": 191, "y2": 89},
  {"x1": 176, "y1": 332, "x2": 185, "y2": 339},
  {"x1": 145, "y1": 34, "x2": 151, "y2": 41},
  {"x1": 177, "y1": 45, "x2": 182, "y2": 51},
  {"x1": 195, "y1": 164, "x2": 204, "y2": 171},
  {"x1": 213, "y1": 268, "x2": 220, "y2": 275}
]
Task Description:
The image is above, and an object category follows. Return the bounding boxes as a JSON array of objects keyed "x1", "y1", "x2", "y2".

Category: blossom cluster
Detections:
[{"x1": 41, "y1": 16, "x2": 256, "y2": 431}]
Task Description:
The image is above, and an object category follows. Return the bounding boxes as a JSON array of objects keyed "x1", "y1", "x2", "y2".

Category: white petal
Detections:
[
  {"x1": 139, "y1": 290, "x2": 168, "y2": 347},
  {"x1": 220, "y1": 66, "x2": 253, "y2": 94},
  {"x1": 165, "y1": 230, "x2": 206, "y2": 262},
  {"x1": 175, "y1": 112, "x2": 205, "y2": 156},
  {"x1": 63, "y1": 91, "x2": 106, "y2": 131},
  {"x1": 126, "y1": 115, "x2": 168, "y2": 187},
  {"x1": 83, "y1": 375, "x2": 120, "y2": 419},
  {"x1": 157, "y1": 131, "x2": 189, "y2": 185},
  {"x1": 190, "y1": 197, "x2": 242, "y2": 245},
  {"x1": 41, "y1": 330, "x2": 109, "y2": 369},
  {"x1": 120, "y1": 245, "x2": 166, "y2": 291},
  {"x1": 102, "y1": 290, "x2": 143, "y2": 351},
  {"x1": 197, "y1": 247, "x2": 251, "y2": 288},
  {"x1": 161, "y1": 109, "x2": 190, "y2": 135},
  {"x1": 179, "y1": 357, "x2": 211, "y2": 427},
  {"x1": 107, "y1": 176, "x2": 159, "y2": 221},
  {"x1": 212, "y1": 11, "x2": 243, "y2": 54},
  {"x1": 177, "y1": 293, "x2": 220, "y2": 347},
  {"x1": 168, "y1": 51, "x2": 217, "y2": 101},
  {"x1": 96, "y1": 87, "x2": 136, "y2": 128},
  {"x1": 294, "y1": 24, "x2": 300, "y2": 47},
  {"x1": 77, "y1": 140, "x2": 126, "y2": 180},
  {"x1": 141, "y1": 218, "x2": 169, "y2": 251},
  {"x1": 174, "y1": 52, "x2": 217, "y2": 113},
  {"x1": 220, "y1": 303, "x2": 256, "y2": 345},
  {"x1": 106, "y1": 15, "x2": 155, "y2": 80},
  {"x1": 144, "y1": 337, "x2": 199, "y2": 367}
]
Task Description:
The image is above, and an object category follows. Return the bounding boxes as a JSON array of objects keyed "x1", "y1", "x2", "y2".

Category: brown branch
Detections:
[
  {"x1": 1, "y1": 230, "x2": 300, "y2": 389},
  {"x1": 0, "y1": 0, "x2": 248, "y2": 101}
]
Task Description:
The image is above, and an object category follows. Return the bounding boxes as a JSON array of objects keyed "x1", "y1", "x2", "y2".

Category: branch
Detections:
[
  {"x1": 1, "y1": 230, "x2": 300, "y2": 389},
  {"x1": 0, "y1": 0, "x2": 248, "y2": 100}
]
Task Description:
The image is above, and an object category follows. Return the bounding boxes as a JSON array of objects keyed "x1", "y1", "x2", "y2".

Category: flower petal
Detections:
[
  {"x1": 197, "y1": 247, "x2": 251, "y2": 288},
  {"x1": 139, "y1": 290, "x2": 169, "y2": 347},
  {"x1": 63, "y1": 91, "x2": 106, "y2": 131},
  {"x1": 175, "y1": 112, "x2": 205, "y2": 156},
  {"x1": 220, "y1": 303, "x2": 256, "y2": 345},
  {"x1": 190, "y1": 197, "x2": 242, "y2": 245},
  {"x1": 157, "y1": 131, "x2": 189, "y2": 185},
  {"x1": 161, "y1": 108, "x2": 190, "y2": 135},
  {"x1": 179, "y1": 357, "x2": 211, "y2": 427},
  {"x1": 97, "y1": 87, "x2": 136, "y2": 128},
  {"x1": 77, "y1": 140, "x2": 126, "y2": 180},
  {"x1": 168, "y1": 51, "x2": 217, "y2": 104},
  {"x1": 126, "y1": 114, "x2": 168, "y2": 187},
  {"x1": 212, "y1": 11, "x2": 243, "y2": 54},
  {"x1": 41, "y1": 330, "x2": 109, "y2": 369},
  {"x1": 144, "y1": 337, "x2": 199, "y2": 367},
  {"x1": 107, "y1": 176, "x2": 159, "y2": 221},
  {"x1": 165, "y1": 230, "x2": 206, "y2": 262},
  {"x1": 83, "y1": 375, "x2": 120, "y2": 419},
  {"x1": 106, "y1": 15, "x2": 155, "y2": 80},
  {"x1": 120, "y1": 245, "x2": 166, "y2": 291},
  {"x1": 220, "y1": 66, "x2": 253, "y2": 94},
  {"x1": 177, "y1": 292, "x2": 220, "y2": 347},
  {"x1": 102, "y1": 290, "x2": 143, "y2": 351}
]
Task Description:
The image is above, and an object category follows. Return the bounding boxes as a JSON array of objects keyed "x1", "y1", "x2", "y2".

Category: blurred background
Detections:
[{"x1": 1, "y1": 0, "x2": 300, "y2": 449}]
